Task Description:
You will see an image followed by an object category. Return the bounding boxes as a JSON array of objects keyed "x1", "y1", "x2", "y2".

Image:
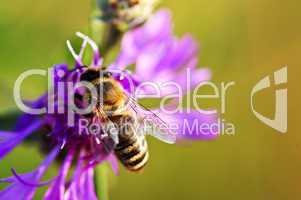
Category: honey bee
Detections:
[{"x1": 79, "y1": 68, "x2": 176, "y2": 172}]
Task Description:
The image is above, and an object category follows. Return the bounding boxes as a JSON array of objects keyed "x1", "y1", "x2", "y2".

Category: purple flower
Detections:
[
  {"x1": 114, "y1": 9, "x2": 217, "y2": 139},
  {"x1": 0, "y1": 146, "x2": 60, "y2": 200},
  {"x1": 0, "y1": 9, "x2": 217, "y2": 199}
]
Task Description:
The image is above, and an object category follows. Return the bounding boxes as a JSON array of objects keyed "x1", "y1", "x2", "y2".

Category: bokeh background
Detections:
[{"x1": 0, "y1": 0, "x2": 299, "y2": 199}]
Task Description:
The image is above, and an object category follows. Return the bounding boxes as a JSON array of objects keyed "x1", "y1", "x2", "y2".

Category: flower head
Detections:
[
  {"x1": 97, "y1": 0, "x2": 159, "y2": 30},
  {"x1": 0, "y1": 10, "x2": 217, "y2": 199}
]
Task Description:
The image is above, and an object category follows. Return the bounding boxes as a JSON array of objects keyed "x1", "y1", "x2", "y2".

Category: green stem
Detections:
[
  {"x1": 95, "y1": 164, "x2": 110, "y2": 200},
  {"x1": 90, "y1": 17, "x2": 122, "y2": 57},
  {"x1": 101, "y1": 24, "x2": 122, "y2": 55}
]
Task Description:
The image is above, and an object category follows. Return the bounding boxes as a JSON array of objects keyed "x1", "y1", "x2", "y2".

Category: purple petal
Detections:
[
  {"x1": 0, "y1": 120, "x2": 43, "y2": 160},
  {"x1": 64, "y1": 156, "x2": 97, "y2": 200},
  {"x1": 64, "y1": 151, "x2": 85, "y2": 199},
  {"x1": 135, "y1": 67, "x2": 211, "y2": 98},
  {"x1": 163, "y1": 35, "x2": 199, "y2": 70},
  {"x1": 0, "y1": 132, "x2": 15, "y2": 141},
  {"x1": 159, "y1": 109, "x2": 218, "y2": 140},
  {"x1": 10, "y1": 168, "x2": 51, "y2": 187},
  {"x1": 81, "y1": 168, "x2": 98, "y2": 200},
  {"x1": 135, "y1": 35, "x2": 199, "y2": 80},
  {"x1": 15, "y1": 114, "x2": 38, "y2": 133},
  {"x1": 0, "y1": 146, "x2": 60, "y2": 200},
  {"x1": 52, "y1": 64, "x2": 68, "y2": 85},
  {"x1": 115, "y1": 10, "x2": 172, "y2": 68},
  {"x1": 112, "y1": 70, "x2": 141, "y2": 94},
  {"x1": 135, "y1": 40, "x2": 173, "y2": 80},
  {"x1": 174, "y1": 68, "x2": 211, "y2": 95},
  {"x1": 113, "y1": 9, "x2": 205, "y2": 98},
  {"x1": 44, "y1": 149, "x2": 74, "y2": 200},
  {"x1": 15, "y1": 94, "x2": 47, "y2": 132},
  {"x1": 14, "y1": 64, "x2": 68, "y2": 132},
  {"x1": 107, "y1": 153, "x2": 119, "y2": 175},
  {"x1": 75, "y1": 32, "x2": 102, "y2": 67}
]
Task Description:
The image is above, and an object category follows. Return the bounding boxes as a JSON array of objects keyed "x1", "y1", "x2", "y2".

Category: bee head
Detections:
[
  {"x1": 102, "y1": 71, "x2": 113, "y2": 78},
  {"x1": 79, "y1": 68, "x2": 124, "y2": 110},
  {"x1": 98, "y1": 79, "x2": 124, "y2": 105},
  {"x1": 80, "y1": 69, "x2": 113, "y2": 82}
]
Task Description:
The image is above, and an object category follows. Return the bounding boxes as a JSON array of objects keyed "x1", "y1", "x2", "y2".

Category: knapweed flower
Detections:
[
  {"x1": 0, "y1": 10, "x2": 217, "y2": 200},
  {"x1": 114, "y1": 10, "x2": 217, "y2": 140}
]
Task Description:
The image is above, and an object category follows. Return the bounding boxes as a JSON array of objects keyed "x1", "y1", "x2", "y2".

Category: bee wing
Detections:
[
  {"x1": 93, "y1": 105, "x2": 120, "y2": 146},
  {"x1": 126, "y1": 95, "x2": 177, "y2": 144}
]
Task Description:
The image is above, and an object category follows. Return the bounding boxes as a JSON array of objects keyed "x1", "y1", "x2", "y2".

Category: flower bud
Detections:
[{"x1": 97, "y1": 0, "x2": 159, "y2": 30}]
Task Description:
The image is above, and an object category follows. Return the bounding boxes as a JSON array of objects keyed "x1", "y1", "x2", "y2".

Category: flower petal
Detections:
[
  {"x1": 64, "y1": 157, "x2": 98, "y2": 200},
  {"x1": 52, "y1": 64, "x2": 68, "y2": 85},
  {"x1": 14, "y1": 94, "x2": 47, "y2": 132},
  {"x1": 112, "y1": 70, "x2": 141, "y2": 93},
  {"x1": 0, "y1": 146, "x2": 60, "y2": 200},
  {"x1": 135, "y1": 35, "x2": 199, "y2": 80},
  {"x1": 0, "y1": 132, "x2": 15, "y2": 141},
  {"x1": 9, "y1": 168, "x2": 51, "y2": 187},
  {"x1": 159, "y1": 109, "x2": 218, "y2": 140},
  {"x1": 107, "y1": 153, "x2": 119, "y2": 175},
  {"x1": 174, "y1": 67, "x2": 211, "y2": 95},
  {"x1": 0, "y1": 120, "x2": 43, "y2": 160},
  {"x1": 115, "y1": 10, "x2": 172, "y2": 68},
  {"x1": 135, "y1": 67, "x2": 211, "y2": 98},
  {"x1": 81, "y1": 168, "x2": 98, "y2": 200},
  {"x1": 44, "y1": 149, "x2": 74, "y2": 200},
  {"x1": 161, "y1": 35, "x2": 199, "y2": 70},
  {"x1": 135, "y1": 40, "x2": 173, "y2": 80}
]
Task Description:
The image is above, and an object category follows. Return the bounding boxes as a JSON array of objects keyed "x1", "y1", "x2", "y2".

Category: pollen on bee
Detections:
[{"x1": 95, "y1": 137, "x2": 101, "y2": 144}]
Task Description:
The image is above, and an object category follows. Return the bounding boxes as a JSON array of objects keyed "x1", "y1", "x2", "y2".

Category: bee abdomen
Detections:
[
  {"x1": 114, "y1": 137, "x2": 148, "y2": 172},
  {"x1": 127, "y1": 151, "x2": 149, "y2": 172}
]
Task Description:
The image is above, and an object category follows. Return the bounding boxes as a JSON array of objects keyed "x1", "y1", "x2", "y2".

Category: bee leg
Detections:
[
  {"x1": 110, "y1": 129, "x2": 119, "y2": 147},
  {"x1": 102, "y1": 121, "x2": 119, "y2": 147},
  {"x1": 101, "y1": 136, "x2": 115, "y2": 153}
]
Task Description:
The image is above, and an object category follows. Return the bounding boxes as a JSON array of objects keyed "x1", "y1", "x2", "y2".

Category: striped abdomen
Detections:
[{"x1": 112, "y1": 115, "x2": 148, "y2": 172}]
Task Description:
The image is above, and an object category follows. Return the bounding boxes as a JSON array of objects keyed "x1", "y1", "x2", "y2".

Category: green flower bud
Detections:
[{"x1": 97, "y1": 0, "x2": 159, "y2": 31}]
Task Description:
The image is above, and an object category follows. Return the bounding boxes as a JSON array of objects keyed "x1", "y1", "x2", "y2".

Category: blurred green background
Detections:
[{"x1": 0, "y1": 0, "x2": 299, "y2": 199}]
